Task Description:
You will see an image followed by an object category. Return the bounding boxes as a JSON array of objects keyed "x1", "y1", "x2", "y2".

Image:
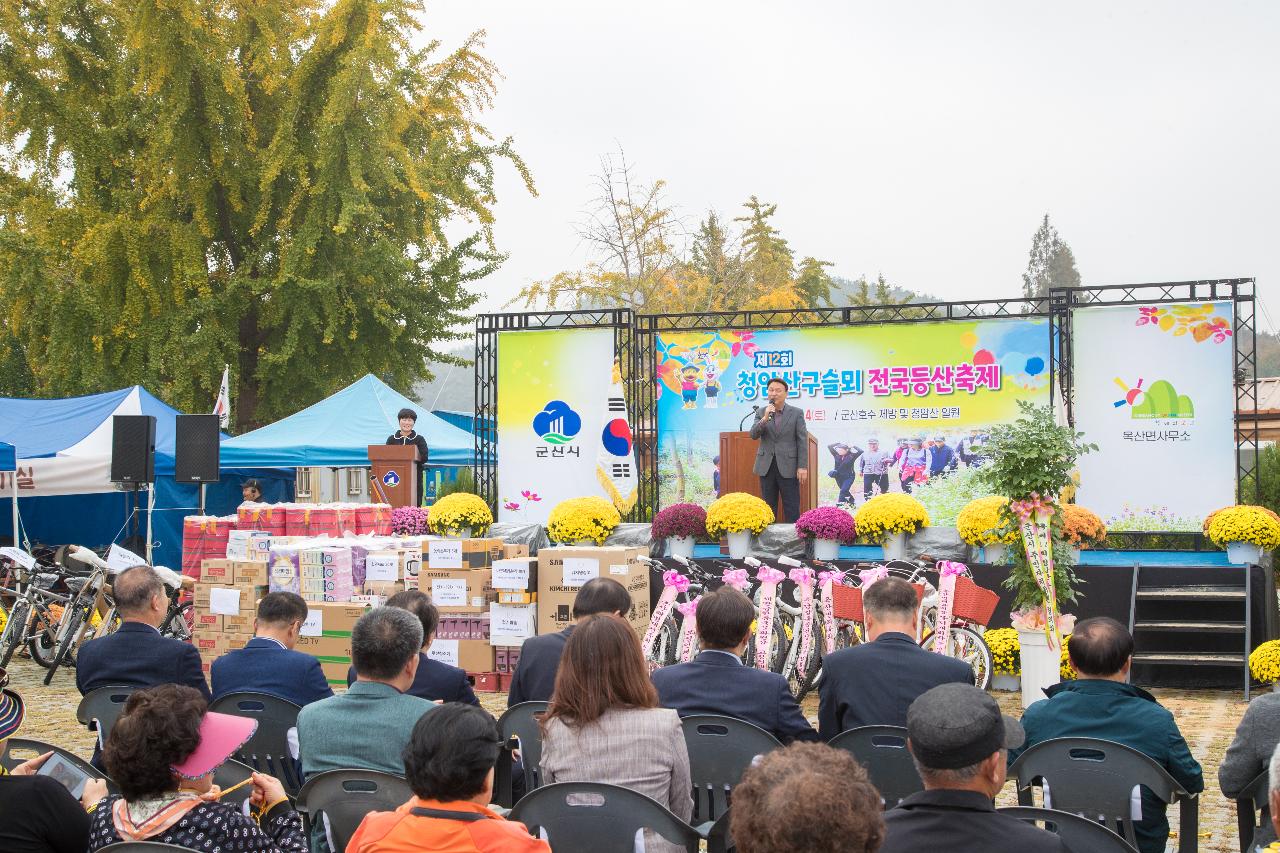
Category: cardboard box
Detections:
[
  {"x1": 222, "y1": 614, "x2": 255, "y2": 634},
  {"x1": 490, "y1": 602, "x2": 536, "y2": 646},
  {"x1": 232, "y1": 561, "x2": 269, "y2": 585},
  {"x1": 295, "y1": 634, "x2": 353, "y2": 660},
  {"x1": 491, "y1": 558, "x2": 536, "y2": 593},
  {"x1": 502, "y1": 543, "x2": 530, "y2": 559},
  {"x1": 537, "y1": 547, "x2": 650, "y2": 636},
  {"x1": 423, "y1": 538, "x2": 503, "y2": 571},
  {"x1": 458, "y1": 639, "x2": 495, "y2": 673},
  {"x1": 195, "y1": 635, "x2": 230, "y2": 656},
  {"x1": 193, "y1": 612, "x2": 223, "y2": 633},
  {"x1": 418, "y1": 568, "x2": 494, "y2": 613},
  {"x1": 320, "y1": 660, "x2": 352, "y2": 686},
  {"x1": 304, "y1": 601, "x2": 371, "y2": 634},
  {"x1": 199, "y1": 560, "x2": 234, "y2": 583}
]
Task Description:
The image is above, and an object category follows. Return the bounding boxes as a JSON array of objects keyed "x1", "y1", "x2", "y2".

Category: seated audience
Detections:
[
  {"x1": 347, "y1": 703, "x2": 550, "y2": 853},
  {"x1": 652, "y1": 585, "x2": 817, "y2": 743},
  {"x1": 539, "y1": 614, "x2": 693, "y2": 853},
  {"x1": 345, "y1": 590, "x2": 479, "y2": 706},
  {"x1": 297, "y1": 606, "x2": 434, "y2": 779},
  {"x1": 508, "y1": 577, "x2": 631, "y2": 705},
  {"x1": 0, "y1": 666, "x2": 108, "y2": 853},
  {"x1": 818, "y1": 576, "x2": 972, "y2": 738},
  {"x1": 731, "y1": 741, "x2": 884, "y2": 853},
  {"x1": 76, "y1": 564, "x2": 210, "y2": 700},
  {"x1": 212, "y1": 591, "x2": 333, "y2": 706},
  {"x1": 86, "y1": 684, "x2": 306, "y2": 852},
  {"x1": 880, "y1": 683, "x2": 1066, "y2": 853},
  {"x1": 1011, "y1": 617, "x2": 1203, "y2": 853},
  {"x1": 1265, "y1": 743, "x2": 1280, "y2": 852},
  {"x1": 1221, "y1": 683, "x2": 1280, "y2": 848}
]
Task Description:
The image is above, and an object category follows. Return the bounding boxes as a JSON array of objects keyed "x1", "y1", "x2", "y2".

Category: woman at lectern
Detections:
[{"x1": 386, "y1": 408, "x2": 429, "y2": 492}]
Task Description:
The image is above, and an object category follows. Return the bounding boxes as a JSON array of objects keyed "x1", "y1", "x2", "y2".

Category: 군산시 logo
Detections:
[
  {"x1": 382, "y1": 470, "x2": 400, "y2": 487},
  {"x1": 533, "y1": 400, "x2": 582, "y2": 445}
]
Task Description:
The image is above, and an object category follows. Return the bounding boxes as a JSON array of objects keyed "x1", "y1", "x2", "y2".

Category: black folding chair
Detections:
[
  {"x1": 510, "y1": 781, "x2": 702, "y2": 853},
  {"x1": 209, "y1": 692, "x2": 303, "y2": 795},
  {"x1": 294, "y1": 768, "x2": 412, "y2": 853},
  {"x1": 999, "y1": 805, "x2": 1139, "y2": 852},
  {"x1": 75, "y1": 685, "x2": 136, "y2": 749},
  {"x1": 213, "y1": 758, "x2": 257, "y2": 810},
  {"x1": 1233, "y1": 770, "x2": 1270, "y2": 853},
  {"x1": 1008, "y1": 737, "x2": 1199, "y2": 853},
  {"x1": 827, "y1": 725, "x2": 923, "y2": 808},
  {"x1": 493, "y1": 700, "x2": 548, "y2": 807},
  {"x1": 0, "y1": 736, "x2": 118, "y2": 795},
  {"x1": 680, "y1": 714, "x2": 782, "y2": 824}
]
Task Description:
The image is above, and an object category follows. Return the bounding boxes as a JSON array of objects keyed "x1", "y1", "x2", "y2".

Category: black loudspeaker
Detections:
[
  {"x1": 111, "y1": 415, "x2": 156, "y2": 484},
  {"x1": 175, "y1": 414, "x2": 222, "y2": 483}
]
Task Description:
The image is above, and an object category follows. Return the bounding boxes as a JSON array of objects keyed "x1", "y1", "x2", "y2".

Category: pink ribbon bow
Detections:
[
  {"x1": 756, "y1": 566, "x2": 786, "y2": 585},
  {"x1": 676, "y1": 600, "x2": 699, "y2": 618},
  {"x1": 858, "y1": 566, "x2": 889, "y2": 588},
  {"x1": 817, "y1": 570, "x2": 843, "y2": 586},
  {"x1": 1010, "y1": 493, "x2": 1054, "y2": 523},
  {"x1": 788, "y1": 567, "x2": 815, "y2": 587},
  {"x1": 662, "y1": 570, "x2": 690, "y2": 594},
  {"x1": 721, "y1": 568, "x2": 750, "y2": 591},
  {"x1": 937, "y1": 560, "x2": 967, "y2": 577}
]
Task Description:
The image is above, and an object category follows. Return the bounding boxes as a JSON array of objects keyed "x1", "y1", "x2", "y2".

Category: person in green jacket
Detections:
[{"x1": 1009, "y1": 617, "x2": 1203, "y2": 853}]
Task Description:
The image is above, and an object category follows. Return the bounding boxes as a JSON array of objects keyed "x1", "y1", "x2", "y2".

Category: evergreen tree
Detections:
[
  {"x1": 1021, "y1": 213, "x2": 1082, "y2": 301},
  {"x1": 794, "y1": 256, "x2": 835, "y2": 307},
  {"x1": 736, "y1": 196, "x2": 795, "y2": 292}
]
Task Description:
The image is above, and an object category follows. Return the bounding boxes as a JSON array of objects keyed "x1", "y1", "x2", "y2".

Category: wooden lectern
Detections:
[
  {"x1": 367, "y1": 444, "x2": 420, "y2": 508},
  {"x1": 718, "y1": 431, "x2": 819, "y2": 522}
]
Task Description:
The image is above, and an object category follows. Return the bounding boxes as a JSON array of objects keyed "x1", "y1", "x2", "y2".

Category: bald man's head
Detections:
[{"x1": 114, "y1": 565, "x2": 165, "y2": 620}]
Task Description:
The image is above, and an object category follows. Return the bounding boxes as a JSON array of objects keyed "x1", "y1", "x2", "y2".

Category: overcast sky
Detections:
[{"x1": 421, "y1": 1, "x2": 1279, "y2": 331}]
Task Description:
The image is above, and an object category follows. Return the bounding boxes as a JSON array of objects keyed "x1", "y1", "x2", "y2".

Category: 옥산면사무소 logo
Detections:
[
  {"x1": 1113, "y1": 377, "x2": 1194, "y2": 419},
  {"x1": 533, "y1": 400, "x2": 582, "y2": 445}
]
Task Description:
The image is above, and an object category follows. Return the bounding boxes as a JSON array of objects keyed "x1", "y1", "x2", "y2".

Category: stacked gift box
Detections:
[{"x1": 191, "y1": 559, "x2": 269, "y2": 678}]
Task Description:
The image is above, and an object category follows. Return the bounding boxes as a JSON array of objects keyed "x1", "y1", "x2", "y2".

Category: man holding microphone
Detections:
[{"x1": 749, "y1": 377, "x2": 808, "y2": 523}]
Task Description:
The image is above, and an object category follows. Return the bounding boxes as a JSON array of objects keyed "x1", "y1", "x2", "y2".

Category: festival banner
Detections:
[
  {"x1": 497, "y1": 328, "x2": 629, "y2": 523},
  {"x1": 655, "y1": 318, "x2": 1051, "y2": 521},
  {"x1": 1072, "y1": 303, "x2": 1236, "y2": 532}
]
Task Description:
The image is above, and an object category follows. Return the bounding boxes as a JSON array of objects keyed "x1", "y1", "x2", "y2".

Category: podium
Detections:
[
  {"x1": 718, "y1": 431, "x2": 819, "y2": 523},
  {"x1": 367, "y1": 444, "x2": 420, "y2": 508}
]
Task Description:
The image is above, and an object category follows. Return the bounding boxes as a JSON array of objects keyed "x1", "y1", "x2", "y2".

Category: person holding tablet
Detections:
[{"x1": 0, "y1": 666, "x2": 108, "y2": 853}]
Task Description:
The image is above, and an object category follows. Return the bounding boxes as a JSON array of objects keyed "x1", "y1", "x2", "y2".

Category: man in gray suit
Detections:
[{"x1": 749, "y1": 376, "x2": 808, "y2": 522}]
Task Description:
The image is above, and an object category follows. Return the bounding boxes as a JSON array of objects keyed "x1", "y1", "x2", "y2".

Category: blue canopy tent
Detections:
[
  {"x1": 0, "y1": 387, "x2": 289, "y2": 567},
  {"x1": 1, "y1": 441, "x2": 15, "y2": 546},
  {"x1": 220, "y1": 374, "x2": 477, "y2": 470}
]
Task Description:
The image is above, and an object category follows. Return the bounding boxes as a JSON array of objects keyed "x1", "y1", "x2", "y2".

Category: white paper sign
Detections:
[
  {"x1": 490, "y1": 603, "x2": 535, "y2": 642},
  {"x1": 562, "y1": 557, "x2": 599, "y2": 587},
  {"x1": 491, "y1": 559, "x2": 531, "y2": 590},
  {"x1": 431, "y1": 578, "x2": 468, "y2": 608},
  {"x1": 365, "y1": 554, "x2": 399, "y2": 582},
  {"x1": 427, "y1": 639, "x2": 460, "y2": 667},
  {"x1": 300, "y1": 609, "x2": 323, "y2": 637},
  {"x1": 0, "y1": 547, "x2": 35, "y2": 570},
  {"x1": 209, "y1": 587, "x2": 242, "y2": 616},
  {"x1": 609, "y1": 564, "x2": 629, "y2": 576},
  {"x1": 107, "y1": 544, "x2": 147, "y2": 572},
  {"x1": 427, "y1": 539, "x2": 463, "y2": 570}
]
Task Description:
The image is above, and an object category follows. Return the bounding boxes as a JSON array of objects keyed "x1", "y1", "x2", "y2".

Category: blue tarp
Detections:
[
  {"x1": 0, "y1": 442, "x2": 14, "y2": 472},
  {"x1": 221, "y1": 374, "x2": 476, "y2": 468}
]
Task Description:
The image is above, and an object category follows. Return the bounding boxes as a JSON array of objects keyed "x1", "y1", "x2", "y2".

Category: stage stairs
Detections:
[{"x1": 1127, "y1": 563, "x2": 1253, "y2": 700}]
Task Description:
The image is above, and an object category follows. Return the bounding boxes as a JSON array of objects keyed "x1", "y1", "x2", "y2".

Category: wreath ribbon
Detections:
[
  {"x1": 642, "y1": 570, "x2": 689, "y2": 659},
  {"x1": 676, "y1": 598, "x2": 701, "y2": 662},
  {"x1": 754, "y1": 566, "x2": 786, "y2": 670},
  {"x1": 931, "y1": 561, "x2": 966, "y2": 655},
  {"x1": 789, "y1": 568, "x2": 816, "y2": 679},
  {"x1": 1012, "y1": 495, "x2": 1060, "y2": 651},
  {"x1": 817, "y1": 570, "x2": 842, "y2": 654}
]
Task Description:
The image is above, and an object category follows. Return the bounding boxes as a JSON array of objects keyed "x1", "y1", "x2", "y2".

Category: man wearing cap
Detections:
[
  {"x1": 0, "y1": 667, "x2": 109, "y2": 853},
  {"x1": 879, "y1": 683, "x2": 1067, "y2": 852},
  {"x1": 856, "y1": 438, "x2": 892, "y2": 501},
  {"x1": 1010, "y1": 617, "x2": 1203, "y2": 853},
  {"x1": 926, "y1": 435, "x2": 957, "y2": 478}
]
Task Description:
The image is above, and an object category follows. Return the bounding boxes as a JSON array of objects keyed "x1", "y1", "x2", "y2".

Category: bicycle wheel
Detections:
[
  {"x1": 790, "y1": 614, "x2": 825, "y2": 702},
  {"x1": 0, "y1": 599, "x2": 29, "y2": 668},
  {"x1": 746, "y1": 613, "x2": 788, "y2": 673},
  {"x1": 43, "y1": 599, "x2": 91, "y2": 684},
  {"x1": 27, "y1": 607, "x2": 62, "y2": 669},
  {"x1": 161, "y1": 602, "x2": 194, "y2": 642},
  {"x1": 921, "y1": 625, "x2": 993, "y2": 689},
  {"x1": 833, "y1": 620, "x2": 862, "y2": 650}
]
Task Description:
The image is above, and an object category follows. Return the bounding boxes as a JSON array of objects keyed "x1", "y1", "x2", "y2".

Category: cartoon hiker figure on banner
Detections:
[
  {"x1": 700, "y1": 350, "x2": 721, "y2": 408},
  {"x1": 679, "y1": 363, "x2": 702, "y2": 410}
]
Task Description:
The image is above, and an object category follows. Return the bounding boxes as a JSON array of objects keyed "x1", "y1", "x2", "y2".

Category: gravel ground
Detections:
[{"x1": 5, "y1": 657, "x2": 1253, "y2": 851}]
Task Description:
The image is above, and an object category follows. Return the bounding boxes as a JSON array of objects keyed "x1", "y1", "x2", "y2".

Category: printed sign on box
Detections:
[
  {"x1": 427, "y1": 539, "x2": 464, "y2": 570},
  {"x1": 431, "y1": 578, "x2": 468, "y2": 608}
]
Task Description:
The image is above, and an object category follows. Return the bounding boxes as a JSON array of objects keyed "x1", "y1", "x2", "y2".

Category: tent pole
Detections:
[
  {"x1": 199, "y1": 483, "x2": 206, "y2": 515},
  {"x1": 11, "y1": 474, "x2": 17, "y2": 547},
  {"x1": 145, "y1": 484, "x2": 155, "y2": 564}
]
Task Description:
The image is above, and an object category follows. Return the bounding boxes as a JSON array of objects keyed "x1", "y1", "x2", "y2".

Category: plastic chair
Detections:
[
  {"x1": 510, "y1": 781, "x2": 702, "y2": 853},
  {"x1": 680, "y1": 714, "x2": 782, "y2": 823},
  {"x1": 827, "y1": 725, "x2": 923, "y2": 808},
  {"x1": 75, "y1": 686, "x2": 136, "y2": 748},
  {"x1": 493, "y1": 700, "x2": 548, "y2": 807},
  {"x1": 209, "y1": 692, "x2": 304, "y2": 795},
  {"x1": 1008, "y1": 737, "x2": 1200, "y2": 853},
  {"x1": 98, "y1": 843, "x2": 195, "y2": 852},
  {"x1": 294, "y1": 768, "x2": 412, "y2": 853},
  {"x1": 213, "y1": 758, "x2": 256, "y2": 810},
  {"x1": 999, "y1": 805, "x2": 1139, "y2": 852},
  {"x1": 704, "y1": 809, "x2": 735, "y2": 853},
  {"x1": 0, "y1": 736, "x2": 119, "y2": 794},
  {"x1": 1233, "y1": 769, "x2": 1270, "y2": 853}
]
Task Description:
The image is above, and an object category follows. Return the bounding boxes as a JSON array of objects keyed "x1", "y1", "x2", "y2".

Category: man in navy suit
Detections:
[
  {"x1": 507, "y1": 577, "x2": 631, "y2": 705},
  {"x1": 212, "y1": 591, "x2": 333, "y2": 706},
  {"x1": 818, "y1": 576, "x2": 973, "y2": 739},
  {"x1": 652, "y1": 585, "x2": 818, "y2": 743},
  {"x1": 345, "y1": 590, "x2": 479, "y2": 705},
  {"x1": 76, "y1": 565, "x2": 210, "y2": 700}
]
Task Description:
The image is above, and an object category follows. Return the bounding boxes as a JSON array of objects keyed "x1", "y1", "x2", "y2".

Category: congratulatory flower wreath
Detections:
[
  {"x1": 985, "y1": 627, "x2": 1076, "y2": 680},
  {"x1": 854, "y1": 494, "x2": 929, "y2": 542},
  {"x1": 547, "y1": 496, "x2": 622, "y2": 545},
  {"x1": 427, "y1": 493, "x2": 493, "y2": 536},
  {"x1": 706, "y1": 492, "x2": 774, "y2": 537},
  {"x1": 956, "y1": 496, "x2": 1019, "y2": 546}
]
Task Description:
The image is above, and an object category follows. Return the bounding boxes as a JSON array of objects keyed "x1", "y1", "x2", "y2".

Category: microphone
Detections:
[{"x1": 739, "y1": 405, "x2": 760, "y2": 430}]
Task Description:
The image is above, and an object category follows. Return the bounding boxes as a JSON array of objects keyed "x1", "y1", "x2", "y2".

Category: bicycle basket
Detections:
[
  {"x1": 830, "y1": 582, "x2": 926, "y2": 621},
  {"x1": 951, "y1": 576, "x2": 999, "y2": 626}
]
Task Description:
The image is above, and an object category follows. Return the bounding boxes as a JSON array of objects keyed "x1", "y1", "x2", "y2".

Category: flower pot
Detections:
[
  {"x1": 813, "y1": 538, "x2": 841, "y2": 561},
  {"x1": 445, "y1": 526, "x2": 472, "y2": 540},
  {"x1": 992, "y1": 674, "x2": 1020, "y2": 692},
  {"x1": 983, "y1": 543, "x2": 1007, "y2": 565},
  {"x1": 1227, "y1": 541, "x2": 1263, "y2": 565},
  {"x1": 1016, "y1": 628, "x2": 1061, "y2": 709},
  {"x1": 726, "y1": 530, "x2": 752, "y2": 559},
  {"x1": 667, "y1": 536, "x2": 696, "y2": 559},
  {"x1": 572, "y1": 539, "x2": 595, "y2": 547},
  {"x1": 1068, "y1": 546, "x2": 1081, "y2": 563},
  {"x1": 881, "y1": 532, "x2": 907, "y2": 561}
]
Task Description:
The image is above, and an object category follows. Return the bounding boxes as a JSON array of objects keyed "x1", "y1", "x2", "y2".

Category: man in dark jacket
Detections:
[
  {"x1": 212, "y1": 591, "x2": 333, "y2": 706},
  {"x1": 880, "y1": 683, "x2": 1066, "y2": 852},
  {"x1": 818, "y1": 576, "x2": 973, "y2": 739},
  {"x1": 652, "y1": 586, "x2": 817, "y2": 744},
  {"x1": 507, "y1": 577, "x2": 631, "y2": 705},
  {"x1": 1010, "y1": 617, "x2": 1203, "y2": 853},
  {"x1": 926, "y1": 435, "x2": 956, "y2": 478},
  {"x1": 386, "y1": 407, "x2": 429, "y2": 497}
]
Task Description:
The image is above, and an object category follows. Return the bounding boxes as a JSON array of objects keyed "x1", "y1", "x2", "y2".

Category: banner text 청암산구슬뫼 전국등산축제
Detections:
[
  {"x1": 497, "y1": 328, "x2": 634, "y2": 524},
  {"x1": 654, "y1": 318, "x2": 1051, "y2": 523},
  {"x1": 1072, "y1": 302, "x2": 1236, "y2": 532}
]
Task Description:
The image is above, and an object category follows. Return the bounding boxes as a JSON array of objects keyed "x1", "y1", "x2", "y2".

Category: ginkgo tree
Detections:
[{"x1": 0, "y1": 0, "x2": 533, "y2": 429}]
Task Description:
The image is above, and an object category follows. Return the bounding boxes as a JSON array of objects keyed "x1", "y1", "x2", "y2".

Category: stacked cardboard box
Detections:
[
  {"x1": 192, "y1": 559, "x2": 269, "y2": 677},
  {"x1": 293, "y1": 601, "x2": 371, "y2": 685},
  {"x1": 536, "y1": 546, "x2": 651, "y2": 635},
  {"x1": 421, "y1": 537, "x2": 502, "y2": 677}
]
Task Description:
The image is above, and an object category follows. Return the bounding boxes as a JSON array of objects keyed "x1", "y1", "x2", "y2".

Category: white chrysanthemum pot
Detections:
[
  {"x1": 1227, "y1": 541, "x2": 1262, "y2": 565},
  {"x1": 1016, "y1": 628, "x2": 1062, "y2": 709},
  {"x1": 983, "y1": 542, "x2": 1008, "y2": 564},
  {"x1": 726, "y1": 530, "x2": 752, "y2": 559},
  {"x1": 881, "y1": 532, "x2": 907, "y2": 561},
  {"x1": 667, "y1": 536, "x2": 696, "y2": 559},
  {"x1": 813, "y1": 538, "x2": 841, "y2": 561}
]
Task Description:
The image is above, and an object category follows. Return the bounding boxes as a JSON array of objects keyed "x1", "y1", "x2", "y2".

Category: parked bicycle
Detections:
[{"x1": 0, "y1": 549, "x2": 85, "y2": 669}]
